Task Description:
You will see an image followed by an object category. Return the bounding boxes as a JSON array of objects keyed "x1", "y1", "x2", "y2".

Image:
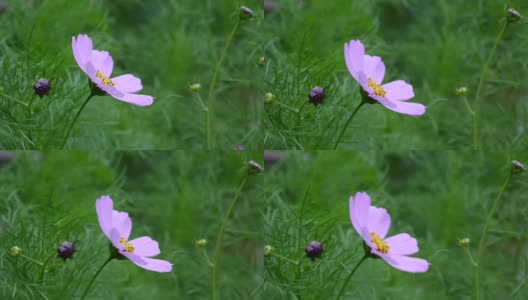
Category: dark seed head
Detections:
[
  {"x1": 507, "y1": 8, "x2": 521, "y2": 23},
  {"x1": 305, "y1": 241, "x2": 323, "y2": 260},
  {"x1": 308, "y1": 86, "x2": 326, "y2": 106},
  {"x1": 33, "y1": 78, "x2": 51, "y2": 98},
  {"x1": 511, "y1": 160, "x2": 525, "y2": 174},
  {"x1": 57, "y1": 241, "x2": 75, "y2": 260}
]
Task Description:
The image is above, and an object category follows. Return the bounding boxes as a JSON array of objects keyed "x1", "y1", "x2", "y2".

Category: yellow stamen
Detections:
[
  {"x1": 371, "y1": 232, "x2": 390, "y2": 253},
  {"x1": 96, "y1": 70, "x2": 115, "y2": 87},
  {"x1": 368, "y1": 78, "x2": 386, "y2": 97},
  {"x1": 120, "y1": 237, "x2": 135, "y2": 253}
]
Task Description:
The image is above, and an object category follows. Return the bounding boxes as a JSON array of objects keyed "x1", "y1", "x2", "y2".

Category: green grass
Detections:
[
  {"x1": 0, "y1": 151, "x2": 263, "y2": 299},
  {"x1": 261, "y1": 151, "x2": 528, "y2": 299},
  {"x1": 0, "y1": 0, "x2": 262, "y2": 149},
  {"x1": 263, "y1": 0, "x2": 528, "y2": 149}
]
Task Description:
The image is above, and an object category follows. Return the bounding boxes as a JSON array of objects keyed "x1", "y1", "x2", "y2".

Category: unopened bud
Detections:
[
  {"x1": 458, "y1": 238, "x2": 470, "y2": 248},
  {"x1": 190, "y1": 83, "x2": 201, "y2": 93},
  {"x1": 264, "y1": 93, "x2": 274, "y2": 105},
  {"x1": 258, "y1": 56, "x2": 265, "y2": 65},
  {"x1": 308, "y1": 86, "x2": 326, "y2": 106},
  {"x1": 33, "y1": 78, "x2": 51, "y2": 98},
  {"x1": 511, "y1": 160, "x2": 525, "y2": 174},
  {"x1": 248, "y1": 160, "x2": 263, "y2": 174},
  {"x1": 57, "y1": 241, "x2": 75, "y2": 260},
  {"x1": 455, "y1": 86, "x2": 468, "y2": 96},
  {"x1": 264, "y1": 245, "x2": 273, "y2": 257},
  {"x1": 240, "y1": 6, "x2": 254, "y2": 20},
  {"x1": 507, "y1": 8, "x2": 521, "y2": 23},
  {"x1": 9, "y1": 246, "x2": 21, "y2": 257},
  {"x1": 305, "y1": 241, "x2": 323, "y2": 260},
  {"x1": 195, "y1": 239, "x2": 207, "y2": 248}
]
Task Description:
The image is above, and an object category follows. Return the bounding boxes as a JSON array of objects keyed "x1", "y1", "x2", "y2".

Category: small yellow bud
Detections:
[
  {"x1": 195, "y1": 239, "x2": 207, "y2": 248},
  {"x1": 190, "y1": 83, "x2": 201, "y2": 93},
  {"x1": 9, "y1": 246, "x2": 21, "y2": 257},
  {"x1": 264, "y1": 93, "x2": 274, "y2": 104},
  {"x1": 264, "y1": 245, "x2": 273, "y2": 257},
  {"x1": 455, "y1": 87, "x2": 468, "y2": 96}
]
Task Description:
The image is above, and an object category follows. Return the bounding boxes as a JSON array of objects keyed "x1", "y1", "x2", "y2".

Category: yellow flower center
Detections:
[
  {"x1": 370, "y1": 232, "x2": 390, "y2": 253},
  {"x1": 96, "y1": 70, "x2": 115, "y2": 87},
  {"x1": 120, "y1": 237, "x2": 135, "y2": 253},
  {"x1": 368, "y1": 78, "x2": 386, "y2": 97}
]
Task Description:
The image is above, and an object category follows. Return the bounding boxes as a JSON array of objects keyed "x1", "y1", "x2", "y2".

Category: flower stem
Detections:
[
  {"x1": 473, "y1": 20, "x2": 508, "y2": 150},
  {"x1": 206, "y1": 19, "x2": 240, "y2": 150},
  {"x1": 80, "y1": 256, "x2": 112, "y2": 300},
  {"x1": 60, "y1": 93, "x2": 94, "y2": 149},
  {"x1": 273, "y1": 100, "x2": 300, "y2": 113},
  {"x1": 269, "y1": 252, "x2": 299, "y2": 265},
  {"x1": 194, "y1": 93, "x2": 208, "y2": 112},
  {"x1": 474, "y1": 173, "x2": 511, "y2": 300},
  {"x1": 39, "y1": 253, "x2": 56, "y2": 282},
  {"x1": 332, "y1": 101, "x2": 365, "y2": 150},
  {"x1": 335, "y1": 254, "x2": 368, "y2": 300},
  {"x1": 211, "y1": 173, "x2": 248, "y2": 300},
  {"x1": 19, "y1": 254, "x2": 44, "y2": 266}
]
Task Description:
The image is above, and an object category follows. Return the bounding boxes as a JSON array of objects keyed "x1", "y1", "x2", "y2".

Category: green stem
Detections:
[
  {"x1": 211, "y1": 173, "x2": 248, "y2": 300},
  {"x1": 80, "y1": 256, "x2": 112, "y2": 300},
  {"x1": 296, "y1": 102, "x2": 308, "y2": 125},
  {"x1": 201, "y1": 248, "x2": 214, "y2": 268},
  {"x1": 39, "y1": 253, "x2": 56, "y2": 282},
  {"x1": 473, "y1": 20, "x2": 508, "y2": 150},
  {"x1": 60, "y1": 93, "x2": 94, "y2": 149},
  {"x1": 19, "y1": 254, "x2": 44, "y2": 266},
  {"x1": 474, "y1": 174, "x2": 511, "y2": 300},
  {"x1": 335, "y1": 254, "x2": 368, "y2": 300},
  {"x1": 270, "y1": 252, "x2": 299, "y2": 265},
  {"x1": 195, "y1": 93, "x2": 208, "y2": 112},
  {"x1": 206, "y1": 19, "x2": 240, "y2": 150},
  {"x1": 0, "y1": 91, "x2": 29, "y2": 107},
  {"x1": 273, "y1": 100, "x2": 299, "y2": 113},
  {"x1": 461, "y1": 95, "x2": 477, "y2": 149},
  {"x1": 332, "y1": 101, "x2": 365, "y2": 150}
]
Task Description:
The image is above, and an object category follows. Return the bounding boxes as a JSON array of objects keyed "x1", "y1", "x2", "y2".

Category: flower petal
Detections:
[
  {"x1": 110, "y1": 228, "x2": 124, "y2": 251},
  {"x1": 112, "y1": 211, "x2": 132, "y2": 241},
  {"x1": 377, "y1": 252, "x2": 429, "y2": 273},
  {"x1": 344, "y1": 40, "x2": 365, "y2": 82},
  {"x1": 385, "y1": 233, "x2": 419, "y2": 255},
  {"x1": 349, "y1": 192, "x2": 371, "y2": 242},
  {"x1": 91, "y1": 50, "x2": 113, "y2": 78},
  {"x1": 112, "y1": 74, "x2": 143, "y2": 93},
  {"x1": 363, "y1": 55, "x2": 385, "y2": 84},
  {"x1": 124, "y1": 253, "x2": 173, "y2": 273},
  {"x1": 369, "y1": 94, "x2": 426, "y2": 116},
  {"x1": 129, "y1": 236, "x2": 161, "y2": 257},
  {"x1": 96, "y1": 195, "x2": 114, "y2": 239},
  {"x1": 368, "y1": 206, "x2": 391, "y2": 239},
  {"x1": 77, "y1": 34, "x2": 93, "y2": 68},
  {"x1": 113, "y1": 93, "x2": 154, "y2": 107},
  {"x1": 382, "y1": 80, "x2": 414, "y2": 101}
]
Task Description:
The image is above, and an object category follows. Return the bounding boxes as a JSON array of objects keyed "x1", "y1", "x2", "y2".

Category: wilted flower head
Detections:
[
  {"x1": 344, "y1": 40, "x2": 426, "y2": 116},
  {"x1": 305, "y1": 241, "x2": 324, "y2": 260},
  {"x1": 248, "y1": 160, "x2": 263, "y2": 174},
  {"x1": 507, "y1": 8, "x2": 521, "y2": 23},
  {"x1": 190, "y1": 83, "x2": 201, "y2": 93},
  {"x1": 349, "y1": 192, "x2": 429, "y2": 273},
  {"x1": 511, "y1": 160, "x2": 525, "y2": 174},
  {"x1": 96, "y1": 195, "x2": 172, "y2": 272},
  {"x1": 33, "y1": 78, "x2": 52, "y2": 98},
  {"x1": 455, "y1": 86, "x2": 468, "y2": 96},
  {"x1": 9, "y1": 246, "x2": 21, "y2": 257},
  {"x1": 308, "y1": 86, "x2": 326, "y2": 106},
  {"x1": 195, "y1": 239, "x2": 207, "y2": 248},
  {"x1": 57, "y1": 241, "x2": 75, "y2": 260},
  {"x1": 240, "y1": 6, "x2": 254, "y2": 19},
  {"x1": 72, "y1": 34, "x2": 153, "y2": 106}
]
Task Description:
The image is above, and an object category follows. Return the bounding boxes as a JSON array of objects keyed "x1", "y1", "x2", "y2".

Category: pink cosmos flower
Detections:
[
  {"x1": 349, "y1": 192, "x2": 429, "y2": 273},
  {"x1": 96, "y1": 195, "x2": 172, "y2": 272},
  {"x1": 344, "y1": 40, "x2": 425, "y2": 116},
  {"x1": 72, "y1": 34, "x2": 153, "y2": 106}
]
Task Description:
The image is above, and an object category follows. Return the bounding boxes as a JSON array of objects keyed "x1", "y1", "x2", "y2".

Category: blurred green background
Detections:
[
  {"x1": 0, "y1": 0, "x2": 262, "y2": 149},
  {"x1": 0, "y1": 150, "x2": 263, "y2": 299},
  {"x1": 262, "y1": 150, "x2": 528, "y2": 299},
  {"x1": 263, "y1": 0, "x2": 528, "y2": 149}
]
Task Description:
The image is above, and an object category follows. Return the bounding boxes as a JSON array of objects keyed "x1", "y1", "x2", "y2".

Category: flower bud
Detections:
[
  {"x1": 458, "y1": 238, "x2": 470, "y2": 248},
  {"x1": 233, "y1": 145, "x2": 245, "y2": 150},
  {"x1": 195, "y1": 239, "x2": 207, "y2": 248},
  {"x1": 507, "y1": 8, "x2": 521, "y2": 23},
  {"x1": 511, "y1": 160, "x2": 525, "y2": 174},
  {"x1": 248, "y1": 160, "x2": 263, "y2": 174},
  {"x1": 57, "y1": 241, "x2": 75, "y2": 260},
  {"x1": 240, "y1": 6, "x2": 254, "y2": 20},
  {"x1": 264, "y1": 245, "x2": 273, "y2": 257},
  {"x1": 9, "y1": 246, "x2": 21, "y2": 257},
  {"x1": 305, "y1": 241, "x2": 323, "y2": 260},
  {"x1": 190, "y1": 83, "x2": 201, "y2": 93},
  {"x1": 455, "y1": 86, "x2": 468, "y2": 96},
  {"x1": 308, "y1": 86, "x2": 326, "y2": 106},
  {"x1": 258, "y1": 56, "x2": 265, "y2": 65},
  {"x1": 264, "y1": 92, "x2": 274, "y2": 105},
  {"x1": 33, "y1": 78, "x2": 51, "y2": 98}
]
